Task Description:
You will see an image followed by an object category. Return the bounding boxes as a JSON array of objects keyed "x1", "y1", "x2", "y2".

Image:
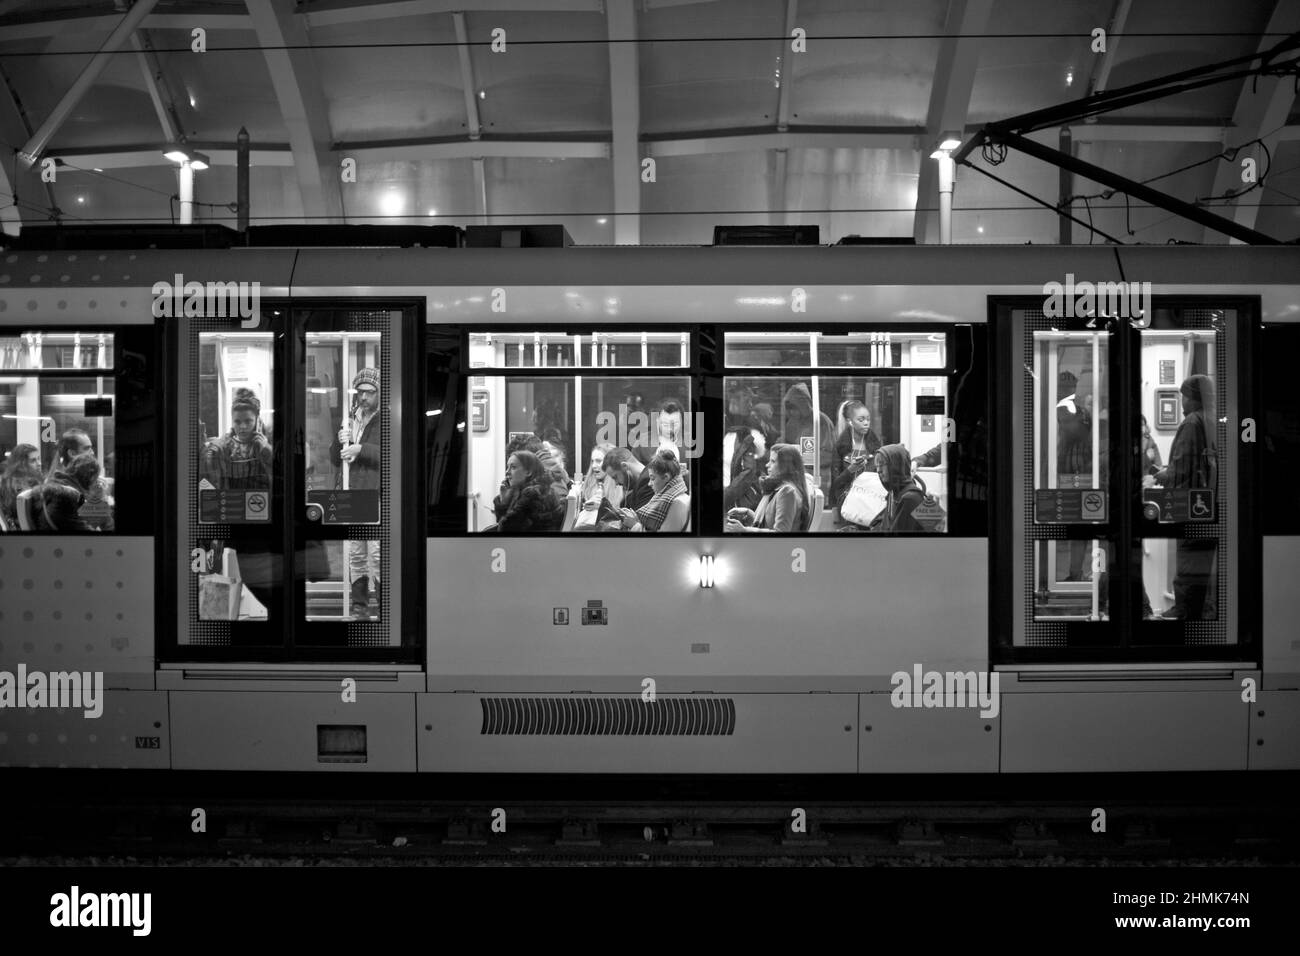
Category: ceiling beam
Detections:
[
  {"x1": 18, "y1": 0, "x2": 161, "y2": 165},
  {"x1": 246, "y1": 0, "x2": 344, "y2": 223},
  {"x1": 1084, "y1": 0, "x2": 1132, "y2": 102},
  {"x1": 0, "y1": 11, "x2": 249, "y2": 42},
  {"x1": 54, "y1": 121, "x2": 1299, "y2": 172},
  {"x1": 129, "y1": 28, "x2": 183, "y2": 144},
  {"x1": 648, "y1": 127, "x2": 922, "y2": 156},
  {"x1": 607, "y1": 0, "x2": 640, "y2": 244},
  {"x1": 774, "y1": 0, "x2": 797, "y2": 132},
  {"x1": 302, "y1": 0, "x2": 601, "y2": 28},
  {"x1": 48, "y1": 145, "x2": 295, "y2": 169},
  {"x1": 472, "y1": 156, "x2": 487, "y2": 224},
  {"x1": 0, "y1": 60, "x2": 52, "y2": 232},
  {"x1": 338, "y1": 137, "x2": 608, "y2": 161},
  {"x1": 452, "y1": 12, "x2": 481, "y2": 141},
  {"x1": 914, "y1": 0, "x2": 993, "y2": 244},
  {"x1": 1201, "y1": 0, "x2": 1300, "y2": 244}
]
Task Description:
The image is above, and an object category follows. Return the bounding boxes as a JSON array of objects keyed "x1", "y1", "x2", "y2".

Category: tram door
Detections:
[
  {"x1": 169, "y1": 303, "x2": 422, "y2": 662},
  {"x1": 996, "y1": 302, "x2": 1257, "y2": 661}
]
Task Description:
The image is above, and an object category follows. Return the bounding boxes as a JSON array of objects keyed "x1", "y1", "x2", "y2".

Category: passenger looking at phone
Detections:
[
  {"x1": 829, "y1": 400, "x2": 882, "y2": 510},
  {"x1": 726, "y1": 443, "x2": 810, "y2": 533},
  {"x1": 493, "y1": 450, "x2": 566, "y2": 532},
  {"x1": 618, "y1": 449, "x2": 688, "y2": 532},
  {"x1": 601, "y1": 446, "x2": 654, "y2": 513}
]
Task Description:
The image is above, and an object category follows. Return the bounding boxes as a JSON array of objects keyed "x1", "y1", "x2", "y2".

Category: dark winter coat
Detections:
[
  {"x1": 37, "y1": 470, "x2": 95, "y2": 532},
  {"x1": 493, "y1": 483, "x2": 565, "y2": 532},
  {"x1": 330, "y1": 412, "x2": 381, "y2": 490}
]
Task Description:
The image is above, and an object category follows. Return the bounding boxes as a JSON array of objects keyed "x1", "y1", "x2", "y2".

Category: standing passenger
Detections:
[
  {"x1": 829, "y1": 400, "x2": 882, "y2": 510},
  {"x1": 1147, "y1": 374, "x2": 1218, "y2": 619},
  {"x1": 331, "y1": 368, "x2": 382, "y2": 619},
  {"x1": 200, "y1": 388, "x2": 273, "y2": 490}
]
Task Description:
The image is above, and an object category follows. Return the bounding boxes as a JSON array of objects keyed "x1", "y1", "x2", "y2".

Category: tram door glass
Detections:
[
  {"x1": 1007, "y1": 306, "x2": 1241, "y2": 655},
  {"x1": 174, "y1": 307, "x2": 409, "y2": 656},
  {"x1": 299, "y1": 313, "x2": 400, "y2": 644},
  {"x1": 1030, "y1": 329, "x2": 1112, "y2": 624}
]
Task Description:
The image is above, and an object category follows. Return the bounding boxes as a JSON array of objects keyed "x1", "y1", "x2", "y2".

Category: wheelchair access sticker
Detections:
[{"x1": 1142, "y1": 488, "x2": 1215, "y2": 523}]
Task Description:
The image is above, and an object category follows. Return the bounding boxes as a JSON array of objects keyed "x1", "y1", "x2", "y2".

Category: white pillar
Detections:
[
  {"x1": 178, "y1": 161, "x2": 194, "y2": 224},
  {"x1": 936, "y1": 152, "x2": 955, "y2": 245}
]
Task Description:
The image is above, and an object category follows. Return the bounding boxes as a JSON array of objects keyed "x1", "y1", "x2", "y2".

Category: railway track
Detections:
[{"x1": 5, "y1": 797, "x2": 1297, "y2": 864}]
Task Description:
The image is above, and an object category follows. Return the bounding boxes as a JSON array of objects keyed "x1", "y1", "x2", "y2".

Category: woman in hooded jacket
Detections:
[
  {"x1": 723, "y1": 428, "x2": 766, "y2": 513},
  {"x1": 493, "y1": 450, "x2": 565, "y2": 532},
  {"x1": 869, "y1": 443, "x2": 924, "y2": 532},
  {"x1": 780, "y1": 382, "x2": 835, "y2": 492}
]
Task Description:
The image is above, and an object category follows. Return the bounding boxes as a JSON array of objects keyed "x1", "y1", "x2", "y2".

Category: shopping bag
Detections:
[{"x1": 839, "y1": 470, "x2": 887, "y2": 527}]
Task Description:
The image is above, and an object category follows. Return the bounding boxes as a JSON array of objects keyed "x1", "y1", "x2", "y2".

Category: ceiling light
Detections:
[
  {"x1": 427, "y1": 208, "x2": 438, "y2": 217},
  {"x1": 596, "y1": 217, "x2": 607, "y2": 225},
  {"x1": 380, "y1": 191, "x2": 404, "y2": 217},
  {"x1": 478, "y1": 89, "x2": 486, "y2": 99},
  {"x1": 76, "y1": 196, "x2": 85, "y2": 204},
  {"x1": 938, "y1": 138, "x2": 961, "y2": 151},
  {"x1": 163, "y1": 146, "x2": 210, "y2": 169}
]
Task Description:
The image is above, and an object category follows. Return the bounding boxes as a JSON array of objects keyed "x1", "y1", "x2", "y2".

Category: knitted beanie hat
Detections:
[{"x1": 353, "y1": 367, "x2": 380, "y2": 392}]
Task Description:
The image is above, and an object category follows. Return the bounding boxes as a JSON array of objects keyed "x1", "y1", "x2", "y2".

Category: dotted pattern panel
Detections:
[
  {"x1": 0, "y1": 252, "x2": 156, "y2": 324},
  {"x1": 187, "y1": 317, "x2": 243, "y2": 646},
  {"x1": 1179, "y1": 310, "x2": 1229, "y2": 646},
  {"x1": 0, "y1": 690, "x2": 170, "y2": 769},
  {"x1": 343, "y1": 312, "x2": 392, "y2": 647},
  {"x1": 0, "y1": 538, "x2": 155, "y2": 674},
  {"x1": 1022, "y1": 312, "x2": 1068, "y2": 647}
]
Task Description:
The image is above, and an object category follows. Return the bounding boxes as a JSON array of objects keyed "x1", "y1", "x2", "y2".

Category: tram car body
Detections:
[{"x1": 1, "y1": 228, "x2": 1297, "y2": 775}]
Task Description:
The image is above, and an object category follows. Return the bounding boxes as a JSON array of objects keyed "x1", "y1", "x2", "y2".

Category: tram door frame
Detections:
[
  {"x1": 161, "y1": 299, "x2": 426, "y2": 665},
  {"x1": 990, "y1": 296, "x2": 1262, "y2": 666}
]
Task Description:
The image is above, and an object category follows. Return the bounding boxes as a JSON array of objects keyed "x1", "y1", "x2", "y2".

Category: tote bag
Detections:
[{"x1": 839, "y1": 470, "x2": 888, "y2": 527}]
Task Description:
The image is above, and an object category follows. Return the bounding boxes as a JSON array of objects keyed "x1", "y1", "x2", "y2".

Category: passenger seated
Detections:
[
  {"x1": 492, "y1": 450, "x2": 565, "y2": 532},
  {"x1": 600, "y1": 446, "x2": 654, "y2": 513},
  {"x1": 726, "y1": 443, "x2": 810, "y2": 533},
  {"x1": 868, "y1": 443, "x2": 924, "y2": 532},
  {"x1": 619, "y1": 449, "x2": 688, "y2": 532},
  {"x1": 37, "y1": 453, "x2": 103, "y2": 532},
  {"x1": 0, "y1": 444, "x2": 42, "y2": 531},
  {"x1": 500, "y1": 434, "x2": 569, "y2": 502},
  {"x1": 723, "y1": 428, "x2": 767, "y2": 513},
  {"x1": 575, "y1": 442, "x2": 618, "y2": 519}
]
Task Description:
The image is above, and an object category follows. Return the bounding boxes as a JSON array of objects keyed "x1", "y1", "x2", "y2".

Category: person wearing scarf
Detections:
[
  {"x1": 620, "y1": 449, "x2": 688, "y2": 532},
  {"x1": 726, "y1": 443, "x2": 810, "y2": 533},
  {"x1": 201, "y1": 388, "x2": 273, "y2": 491},
  {"x1": 869, "y1": 443, "x2": 924, "y2": 532}
]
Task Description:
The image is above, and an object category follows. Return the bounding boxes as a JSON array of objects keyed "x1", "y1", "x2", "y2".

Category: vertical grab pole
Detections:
[{"x1": 1091, "y1": 331, "x2": 1101, "y2": 620}]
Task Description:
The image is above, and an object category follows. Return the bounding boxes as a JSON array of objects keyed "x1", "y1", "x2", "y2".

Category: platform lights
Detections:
[
  {"x1": 164, "y1": 147, "x2": 209, "y2": 226},
  {"x1": 929, "y1": 136, "x2": 961, "y2": 246}
]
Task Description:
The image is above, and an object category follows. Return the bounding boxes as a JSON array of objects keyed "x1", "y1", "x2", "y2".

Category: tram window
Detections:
[
  {"x1": 305, "y1": 331, "x2": 383, "y2": 525},
  {"x1": 1032, "y1": 539, "x2": 1114, "y2": 621},
  {"x1": 465, "y1": 373, "x2": 693, "y2": 533},
  {"x1": 306, "y1": 540, "x2": 384, "y2": 622},
  {"x1": 723, "y1": 374, "x2": 948, "y2": 533},
  {"x1": 469, "y1": 331, "x2": 689, "y2": 369},
  {"x1": 191, "y1": 539, "x2": 280, "y2": 626},
  {"x1": 724, "y1": 331, "x2": 946, "y2": 369},
  {"x1": 1, "y1": 333, "x2": 117, "y2": 533},
  {"x1": 196, "y1": 333, "x2": 275, "y2": 525},
  {"x1": 1031, "y1": 330, "x2": 1109, "y2": 502}
]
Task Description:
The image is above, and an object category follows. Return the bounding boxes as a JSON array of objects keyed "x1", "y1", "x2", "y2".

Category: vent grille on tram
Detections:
[{"x1": 480, "y1": 697, "x2": 737, "y2": 735}]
